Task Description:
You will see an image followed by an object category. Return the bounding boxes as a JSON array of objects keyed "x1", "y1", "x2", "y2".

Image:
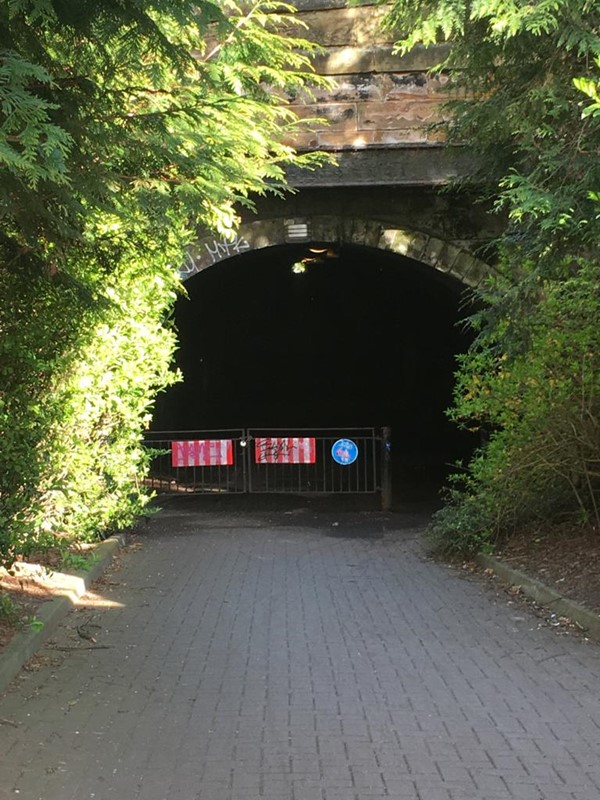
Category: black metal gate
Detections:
[{"x1": 144, "y1": 427, "x2": 389, "y2": 498}]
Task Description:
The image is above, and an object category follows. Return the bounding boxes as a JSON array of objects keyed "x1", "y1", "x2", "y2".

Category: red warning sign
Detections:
[
  {"x1": 171, "y1": 440, "x2": 234, "y2": 467},
  {"x1": 254, "y1": 437, "x2": 316, "y2": 464}
]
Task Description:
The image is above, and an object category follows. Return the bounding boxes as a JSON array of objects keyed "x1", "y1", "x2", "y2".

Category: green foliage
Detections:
[
  {"x1": 26, "y1": 616, "x2": 44, "y2": 633},
  {"x1": 1, "y1": 0, "x2": 328, "y2": 259},
  {"x1": 58, "y1": 549, "x2": 99, "y2": 573},
  {"x1": 383, "y1": 0, "x2": 600, "y2": 552},
  {"x1": 0, "y1": 592, "x2": 18, "y2": 624},
  {"x1": 427, "y1": 471, "x2": 497, "y2": 556},
  {"x1": 437, "y1": 264, "x2": 600, "y2": 549},
  {"x1": 0, "y1": 52, "x2": 72, "y2": 187},
  {"x1": 383, "y1": 0, "x2": 600, "y2": 261},
  {"x1": 0, "y1": 1, "x2": 328, "y2": 564},
  {"x1": 0, "y1": 591, "x2": 42, "y2": 631}
]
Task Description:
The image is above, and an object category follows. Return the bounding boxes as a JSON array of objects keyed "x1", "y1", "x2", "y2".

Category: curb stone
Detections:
[
  {"x1": 0, "y1": 534, "x2": 126, "y2": 695},
  {"x1": 476, "y1": 553, "x2": 600, "y2": 641}
]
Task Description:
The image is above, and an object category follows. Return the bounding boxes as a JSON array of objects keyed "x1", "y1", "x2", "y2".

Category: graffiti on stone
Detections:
[
  {"x1": 204, "y1": 234, "x2": 251, "y2": 264},
  {"x1": 179, "y1": 251, "x2": 198, "y2": 280},
  {"x1": 179, "y1": 234, "x2": 252, "y2": 281}
]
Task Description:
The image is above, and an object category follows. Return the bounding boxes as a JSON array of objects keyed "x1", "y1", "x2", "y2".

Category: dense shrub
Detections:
[
  {"x1": 0, "y1": 1, "x2": 326, "y2": 564},
  {"x1": 384, "y1": 0, "x2": 600, "y2": 554},
  {"x1": 430, "y1": 264, "x2": 600, "y2": 555}
]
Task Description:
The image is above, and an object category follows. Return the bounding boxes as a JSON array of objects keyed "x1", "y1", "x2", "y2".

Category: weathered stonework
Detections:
[
  {"x1": 294, "y1": 5, "x2": 392, "y2": 46},
  {"x1": 181, "y1": 214, "x2": 496, "y2": 288},
  {"x1": 284, "y1": 147, "x2": 473, "y2": 187},
  {"x1": 284, "y1": 2, "x2": 452, "y2": 155},
  {"x1": 182, "y1": 6, "x2": 497, "y2": 284}
]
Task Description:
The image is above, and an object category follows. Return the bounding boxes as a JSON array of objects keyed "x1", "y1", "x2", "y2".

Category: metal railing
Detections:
[
  {"x1": 143, "y1": 427, "x2": 385, "y2": 496},
  {"x1": 246, "y1": 428, "x2": 379, "y2": 494},
  {"x1": 144, "y1": 429, "x2": 246, "y2": 494}
]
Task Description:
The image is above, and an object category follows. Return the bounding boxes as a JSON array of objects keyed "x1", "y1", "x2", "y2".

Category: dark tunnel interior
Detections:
[{"x1": 152, "y1": 242, "x2": 478, "y2": 496}]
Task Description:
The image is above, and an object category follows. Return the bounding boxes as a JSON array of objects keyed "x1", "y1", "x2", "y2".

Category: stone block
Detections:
[
  {"x1": 422, "y1": 235, "x2": 450, "y2": 270},
  {"x1": 296, "y1": 6, "x2": 392, "y2": 47},
  {"x1": 380, "y1": 228, "x2": 414, "y2": 256},
  {"x1": 303, "y1": 72, "x2": 442, "y2": 105},
  {"x1": 341, "y1": 217, "x2": 382, "y2": 247},
  {"x1": 293, "y1": 0, "x2": 367, "y2": 9},
  {"x1": 404, "y1": 229, "x2": 430, "y2": 260},
  {"x1": 447, "y1": 253, "x2": 483, "y2": 286},
  {"x1": 357, "y1": 99, "x2": 444, "y2": 130},
  {"x1": 462, "y1": 255, "x2": 493, "y2": 286},
  {"x1": 283, "y1": 147, "x2": 476, "y2": 187},
  {"x1": 292, "y1": 102, "x2": 358, "y2": 131},
  {"x1": 386, "y1": 72, "x2": 430, "y2": 98},
  {"x1": 310, "y1": 216, "x2": 344, "y2": 242},
  {"x1": 433, "y1": 242, "x2": 463, "y2": 273},
  {"x1": 280, "y1": 131, "x2": 320, "y2": 149},
  {"x1": 312, "y1": 44, "x2": 451, "y2": 76},
  {"x1": 311, "y1": 129, "x2": 430, "y2": 148},
  {"x1": 380, "y1": 228, "x2": 429, "y2": 262},
  {"x1": 315, "y1": 73, "x2": 390, "y2": 103}
]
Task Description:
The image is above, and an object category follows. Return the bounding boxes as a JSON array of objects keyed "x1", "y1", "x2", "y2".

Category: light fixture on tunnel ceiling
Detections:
[
  {"x1": 313, "y1": 246, "x2": 339, "y2": 259},
  {"x1": 290, "y1": 244, "x2": 340, "y2": 274},
  {"x1": 285, "y1": 219, "x2": 309, "y2": 242}
]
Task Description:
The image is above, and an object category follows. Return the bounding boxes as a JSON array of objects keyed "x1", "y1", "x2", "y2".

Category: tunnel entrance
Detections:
[{"x1": 152, "y1": 241, "x2": 477, "y2": 499}]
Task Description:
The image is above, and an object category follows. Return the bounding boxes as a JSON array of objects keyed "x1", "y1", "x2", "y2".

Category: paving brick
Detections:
[{"x1": 1, "y1": 504, "x2": 600, "y2": 800}]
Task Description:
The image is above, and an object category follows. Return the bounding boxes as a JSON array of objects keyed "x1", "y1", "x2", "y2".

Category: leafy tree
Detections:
[
  {"x1": 1, "y1": 1, "x2": 324, "y2": 264},
  {"x1": 0, "y1": 1, "x2": 326, "y2": 562},
  {"x1": 380, "y1": 0, "x2": 600, "y2": 552}
]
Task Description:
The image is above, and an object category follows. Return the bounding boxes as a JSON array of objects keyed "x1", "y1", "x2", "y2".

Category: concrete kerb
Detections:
[
  {"x1": 476, "y1": 553, "x2": 600, "y2": 641},
  {"x1": 0, "y1": 533, "x2": 126, "y2": 695}
]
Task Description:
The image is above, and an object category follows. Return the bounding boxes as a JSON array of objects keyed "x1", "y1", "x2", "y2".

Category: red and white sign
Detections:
[
  {"x1": 171, "y1": 440, "x2": 233, "y2": 467},
  {"x1": 254, "y1": 437, "x2": 316, "y2": 464}
]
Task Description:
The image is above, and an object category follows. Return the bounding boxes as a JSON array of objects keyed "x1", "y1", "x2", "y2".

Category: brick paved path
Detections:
[{"x1": 1, "y1": 501, "x2": 600, "y2": 800}]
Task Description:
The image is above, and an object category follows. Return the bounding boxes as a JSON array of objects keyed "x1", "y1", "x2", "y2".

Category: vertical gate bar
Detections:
[
  {"x1": 242, "y1": 431, "x2": 248, "y2": 493},
  {"x1": 319, "y1": 438, "x2": 324, "y2": 492},
  {"x1": 246, "y1": 430, "x2": 253, "y2": 494},
  {"x1": 372, "y1": 435, "x2": 377, "y2": 493},
  {"x1": 362, "y1": 438, "x2": 367, "y2": 492},
  {"x1": 362, "y1": 439, "x2": 366, "y2": 491},
  {"x1": 334, "y1": 438, "x2": 337, "y2": 492},
  {"x1": 372, "y1": 435, "x2": 376, "y2": 492},
  {"x1": 381, "y1": 426, "x2": 392, "y2": 509}
]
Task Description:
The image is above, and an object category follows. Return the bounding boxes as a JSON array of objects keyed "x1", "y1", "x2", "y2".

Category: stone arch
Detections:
[{"x1": 179, "y1": 215, "x2": 493, "y2": 287}]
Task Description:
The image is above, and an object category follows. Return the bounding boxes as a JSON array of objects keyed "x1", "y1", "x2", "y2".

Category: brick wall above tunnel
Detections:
[{"x1": 285, "y1": 2, "x2": 451, "y2": 152}]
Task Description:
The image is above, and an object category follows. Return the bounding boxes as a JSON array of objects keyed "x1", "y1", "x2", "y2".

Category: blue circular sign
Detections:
[{"x1": 331, "y1": 438, "x2": 359, "y2": 466}]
